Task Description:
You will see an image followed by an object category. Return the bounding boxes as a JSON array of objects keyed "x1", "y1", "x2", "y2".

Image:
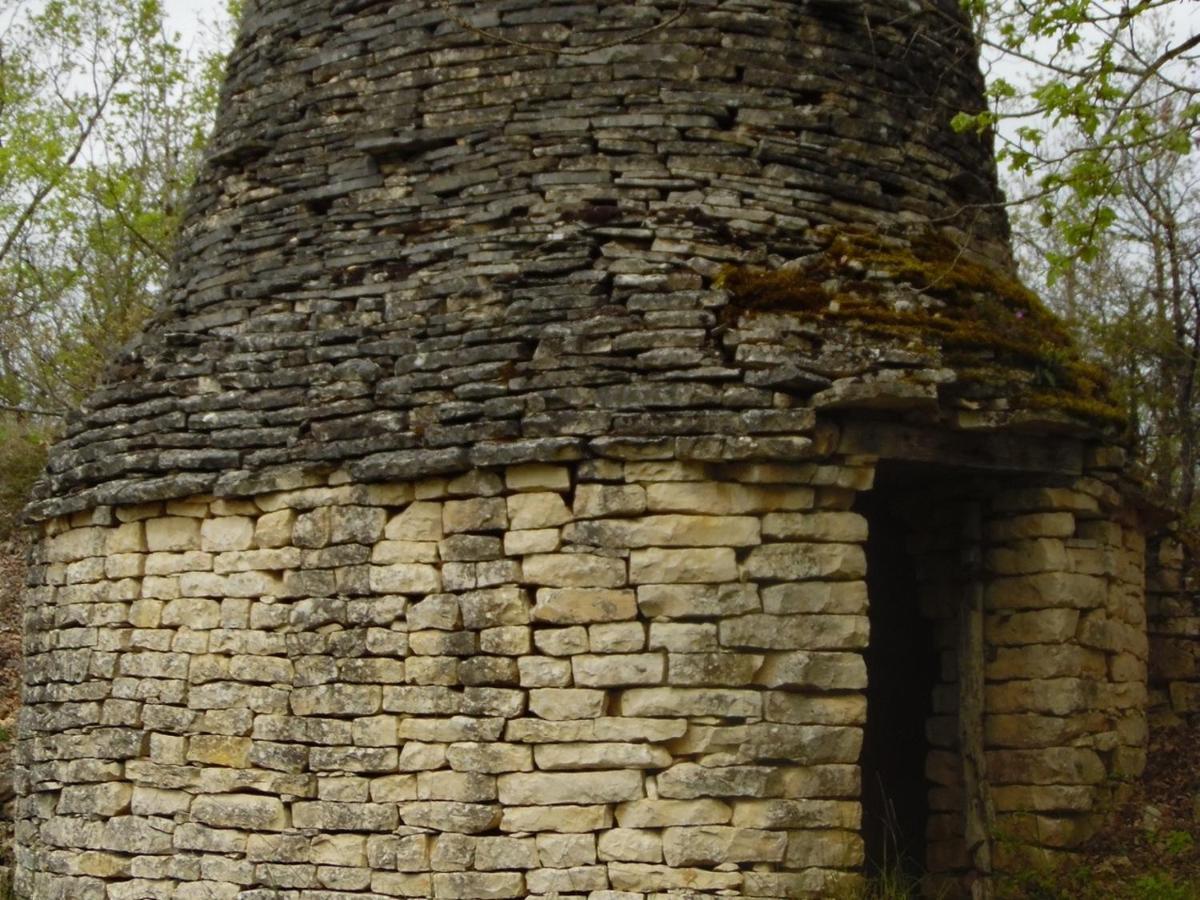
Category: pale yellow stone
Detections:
[
  {"x1": 385, "y1": 502, "x2": 444, "y2": 541},
  {"x1": 533, "y1": 588, "x2": 637, "y2": 623},
  {"x1": 629, "y1": 547, "x2": 737, "y2": 584},
  {"x1": 106, "y1": 522, "x2": 146, "y2": 554},
  {"x1": 523, "y1": 554, "x2": 627, "y2": 588},
  {"x1": 372, "y1": 540, "x2": 439, "y2": 564},
  {"x1": 566, "y1": 514, "x2": 760, "y2": 548},
  {"x1": 246, "y1": 509, "x2": 293, "y2": 549},
  {"x1": 369, "y1": 564, "x2": 441, "y2": 594},
  {"x1": 572, "y1": 653, "x2": 664, "y2": 687},
  {"x1": 498, "y1": 770, "x2": 644, "y2": 805},
  {"x1": 573, "y1": 484, "x2": 646, "y2": 519},
  {"x1": 145, "y1": 517, "x2": 202, "y2": 552},
  {"x1": 528, "y1": 688, "x2": 606, "y2": 719},
  {"x1": 662, "y1": 825, "x2": 786, "y2": 865},
  {"x1": 761, "y1": 511, "x2": 868, "y2": 542},
  {"x1": 444, "y1": 497, "x2": 507, "y2": 534},
  {"x1": 534, "y1": 742, "x2": 672, "y2": 771},
  {"x1": 503, "y1": 529, "x2": 560, "y2": 555},
  {"x1": 507, "y1": 492, "x2": 572, "y2": 530},
  {"x1": 200, "y1": 517, "x2": 255, "y2": 551},
  {"x1": 645, "y1": 481, "x2": 813, "y2": 514},
  {"x1": 505, "y1": 463, "x2": 571, "y2": 492}
]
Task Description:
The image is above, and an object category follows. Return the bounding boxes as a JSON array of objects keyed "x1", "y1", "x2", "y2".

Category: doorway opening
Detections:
[{"x1": 856, "y1": 472, "x2": 945, "y2": 882}]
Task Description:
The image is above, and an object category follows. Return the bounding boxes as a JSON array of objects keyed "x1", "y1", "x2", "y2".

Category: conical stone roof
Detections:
[{"x1": 30, "y1": 0, "x2": 1115, "y2": 520}]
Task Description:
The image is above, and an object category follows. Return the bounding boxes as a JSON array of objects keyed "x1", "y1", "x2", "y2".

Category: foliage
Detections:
[
  {"x1": 1011, "y1": 131, "x2": 1200, "y2": 520},
  {"x1": 0, "y1": 0, "x2": 236, "y2": 535},
  {"x1": 956, "y1": 0, "x2": 1198, "y2": 263}
]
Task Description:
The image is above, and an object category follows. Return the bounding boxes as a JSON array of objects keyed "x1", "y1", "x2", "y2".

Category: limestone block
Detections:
[
  {"x1": 766, "y1": 693, "x2": 867, "y2": 726},
  {"x1": 99, "y1": 816, "x2": 175, "y2": 854},
  {"x1": 47, "y1": 527, "x2": 108, "y2": 561},
  {"x1": 480, "y1": 625, "x2": 532, "y2": 655},
  {"x1": 761, "y1": 580, "x2": 868, "y2": 614},
  {"x1": 398, "y1": 801, "x2": 501, "y2": 834},
  {"x1": 370, "y1": 774, "x2": 418, "y2": 802},
  {"x1": 662, "y1": 825, "x2": 786, "y2": 865},
  {"x1": 986, "y1": 678, "x2": 1100, "y2": 716},
  {"x1": 648, "y1": 622, "x2": 717, "y2": 652},
  {"x1": 371, "y1": 539, "x2": 440, "y2": 565},
  {"x1": 588, "y1": 622, "x2": 645, "y2": 653},
  {"x1": 536, "y1": 833, "x2": 597, "y2": 868},
  {"x1": 668, "y1": 652, "x2": 764, "y2": 685},
  {"x1": 620, "y1": 687, "x2": 761, "y2": 718},
  {"x1": 459, "y1": 586, "x2": 530, "y2": 628},
  {"x1": 131, "y1": 787, "x2": 191, "y2": 817},
  {"x1": 293, "y1": 801, "x2": 399, "y2": 832},
  {"x1": 731, "y1": 799, "x2": 861, "y2": 829},
  {"x1": 187, "y1": 735, "x2": 251, "y2": 768},
  {"x1": 637, "y1": 583, "x2": 759, "y2": 618},
  {"x1": 534, "y1": 742, "x2": 673, "y2": 771},
  {"x1": 755, "y1": 651, "x2": 867, "y2": 690},
  {"x1": 446, "y1": 742, "x2": 533, "y2": 774},
  {"x1": 417, "y1": 770, "x2": 497, "y2": 802},
  {"x1": 291, "y1": 684, "x2": 381, "y2": 717},
  {"x1": 498, "y1": 770, "x2": 644, "y2": 805},
  {"x1": 761, "y1": 511, "x2": 868, "y2": 542},
  {"x1": 529, "y1": 688, "x2": 606, "y2": 720},
  {"x1": 991, "y1": 785, "x2": 1097, "y2": 812},
  {"x1": 107, "y1": 522, "x2": 147, "y2": 554},
  {"x1": 986, "y1": 512, "x2": 1076, "y2": 541},
  {"x1": 655, "y1": 764, "x2": 776, "y2": 800},
  {"x1": 645, "y1": 482, "x2": 813, "y2": 514},
  {"x1": 518, "y1": 656, "x2": 572, "y2": 687},
  {"x1": 408, "y1": 594, "x2": 461, "y2": 631},
  {"x1": 294, "y1": 507, "x2": 331, "y2": 548},
  {"x1": 987, "y1": 747, "x2": 1106, "y2": 785},
  {"x1": 615, "y1": 798, "x2": 732, "y2": 828},
  {"x1": 191, "y1": 793, "x2": 287, "y2": 831},
  {"x1": 473, "y1": 836, "x2": 539, "y2": 870},
  {"x1": 533, "y1": 588, "x2": 636, "y2": 623},
  {"x1": 370, "y1": 872, "x2": 432, "y2": 897},
  {"x1": 525, "y1": 866, "x2": 608, "y2": 893},
  {"x1": 523, "y1": 554, "x2": 627, "y2": 588},
  {"x1": 162, "y1": 597, "x2": 221, "y2": 630},
  {"x1": 784, "y1": 829, "x2": 864, "y2": 867},
  {"x1": 744, "y1": 542, "x2": 865, "y2": 581},
  {"x1": 200, "y1": 517, "x2": 255, "y2": 551},
  {"x1": 986, "y1": 572, "x2": 1107, "y2": 610},
  {"x1": 720, "y1": 613, "x2": 869, "y2": 650},
  {"x1": 312, "y1": 833, "x2": 369, "y2": 867},
  {"x1": 146, "y1": 517, "x2": 202, "y2": 552},
  {"x1": 369, "y1": 563, "x2": 440, "y2": 594},
  {"x1": 987, "y1": 645, "x2": 1106, "y2": 681},
  {"x1": 607, "y1": 862, "x2": 741, "y2": 893},
  {"x1": 366, "y1": 833, "x2": 428, "y2": 870},
  {"x1": 385, "y1": 502, "x2": 444, "y2": 541},
  {"x1": 444, "y1": 498, "x2": 507, "y2": 534},
  {"x1": 572, "y1": 653, "x2": 664, "y2": 687},
  {"x1": 504, "y1": 529, "x2": 561, "y2": 555},
  {"x1": 57, "y1": 782, "x2": 132, "y2": 817},
  {"x1": 987, "y1": 539, "x2": 1069, "y2": 575},
  {"x1": 330, "y1": 505, "x2": 386, "y2": 545},
  {"x1": 107, "y1": 553, "x2": 146, "y2": 579},
  {"x1": 506, "y1": 463, "x2": 571, "y2": 492},
  {"x1": 629, "y1": 547, "x2": 737, "y2": 584},
  {"x1": 567, "y1": 515, "x2": 761, "y2": 548},
  {"x1": 573, "y1": 484, "x2": 646, "y2": 519},
  {"x1": 431, "y1": 871, "x2": 525, "y2": 899},
  {"x1": 507, "y1": 492, "x2": 572, "y2": 530},
  {"x1": 254, "y1": 509, "x2": 296, "y2": 548}
]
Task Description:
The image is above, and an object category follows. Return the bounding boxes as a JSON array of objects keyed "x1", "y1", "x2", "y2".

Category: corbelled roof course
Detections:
[{"x1": 32, "y1": 0, "x2": 1067, "y2": 519}]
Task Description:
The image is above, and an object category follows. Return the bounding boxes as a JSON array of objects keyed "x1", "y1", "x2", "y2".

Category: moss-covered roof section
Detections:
[{"x1": 717, "y1": 226, "x2": 1126, "y2": 433}]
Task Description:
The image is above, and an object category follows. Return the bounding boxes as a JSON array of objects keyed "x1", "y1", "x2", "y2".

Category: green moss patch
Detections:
[{"x1": 717, "y1": 227, "x2": 1126, "y2": 431}]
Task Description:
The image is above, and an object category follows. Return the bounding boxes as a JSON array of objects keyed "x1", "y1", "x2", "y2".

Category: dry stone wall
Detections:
[{"x1": 17, "y1": 453, "x2": 1147, "y2": 899}]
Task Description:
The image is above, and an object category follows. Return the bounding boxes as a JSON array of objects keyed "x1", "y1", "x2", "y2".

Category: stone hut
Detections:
[{"x1": 15, "y1": 0, "x2": 1163, "y2": 897}]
